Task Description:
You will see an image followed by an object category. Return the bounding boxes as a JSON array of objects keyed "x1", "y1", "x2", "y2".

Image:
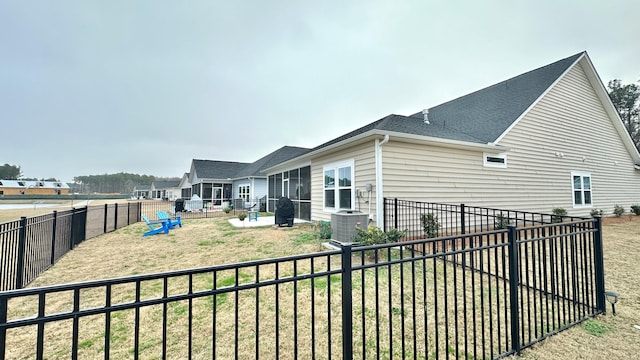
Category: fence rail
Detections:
[
  {"x1": 383, "y1": 198, "x2": 590, "y2": 238},
  {"x1": 0, "y1": 211, "x2": 605, "y2": 359},
  {"x1": 139, "y1": 197, "x2": 267, "y2": 221},
  {"x1": 0, "y1": 202, "x2": 141, "y2": 292}
]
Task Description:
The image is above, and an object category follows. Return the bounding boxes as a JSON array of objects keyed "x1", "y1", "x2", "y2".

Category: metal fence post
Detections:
[
  {"x1": 103, "y1": 204, "x2": 108, "y2": 234},
  {"x1": 593, "y1": 217, "x2": 606, "y2": 313},
  {"x1": 460, "y1": 203, "x2": 466, "y2": 235},
  {"x1": 383, "y1": 198, "x2": 387, "y2": 232},
  {"x1": 114, "y1": 204, "x2": 118, "y2": 230},
  {"x1": 16, "y1": 217, "x2": 27, "y2": 290},
  {"x1": 0, "y1": 295, "x2": 7, "y2": 359},
  {"x1": 341, "y1": 244, "x2": 353, "y2": 360},
  {"x1": 69, "y1": 208, "x2": 75, "y2": 250},
  {"x1": 394, "y1": 198, "x2": 398, "y2": 230},
  {"x1": 127, "y1": 202, "x2": 131, "y2": 225},
  {"x1": 507, "y1": 225, "x2": 520, "y2": 355},
  {"x1": 50, "y1": 211, "x2": 57, "y2": 265}
]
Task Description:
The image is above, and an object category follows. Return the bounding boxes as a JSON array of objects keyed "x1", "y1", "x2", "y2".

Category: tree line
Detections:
[
  {"x1": 607, "y1": 79, "x2": 640, "y2": 151},
  {"x1": 71, "y1": 173, "x2": 179, "y2": 194}
]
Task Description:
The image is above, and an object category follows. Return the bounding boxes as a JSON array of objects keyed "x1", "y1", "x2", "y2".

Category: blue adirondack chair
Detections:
[
  {"x1": 157, "y1": 211, "x2": 182, "y2": 229},
  {"x1": 142, "y1": 215, "x2": 170, "y2": 237}
]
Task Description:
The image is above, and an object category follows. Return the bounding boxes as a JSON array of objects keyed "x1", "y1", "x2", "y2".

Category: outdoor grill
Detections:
[
  {"x1": 274, "y1": 197, "x2": 294, "y2": 227},
  {"x1": 174, "y1": 198, "x2": 185, "y2": 212}
]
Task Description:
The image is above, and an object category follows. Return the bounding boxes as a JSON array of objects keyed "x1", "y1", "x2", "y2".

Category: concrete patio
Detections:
[{"x1": 228, "y1": 215, "x2": 309, "y2": 228}]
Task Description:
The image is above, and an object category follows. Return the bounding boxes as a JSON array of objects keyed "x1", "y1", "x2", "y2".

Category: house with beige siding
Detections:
[{"x1": 263, "y1": 51, "x2": 640, "y2": 225}]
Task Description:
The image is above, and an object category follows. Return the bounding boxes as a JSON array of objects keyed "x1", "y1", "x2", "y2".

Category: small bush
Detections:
[
  {"x1": 421, "y1": 213, "x2": 440, "y2": 238},
  {"x1": 314, "y1": 221, "x2": 332, "y2": 240},
  {"x1": 352, "y1": 226, "x2": 407, "y2": 245},
  {"x1": 223, "y1": 207, "x2": 232, "y2": 214},
  {"x1": 590, "y1": 208, "x2": 604, "y2": 217},
  {"x1": 613, "y1": 204, "x2": 624, "y2": 217},
  {"x1": 237, "y1": 213, "x2": 246, "y2": 221},
  {"x1": 495, "y1": 213, "x2": 509, "y2": 229},
  {"x1": 384, "y1": 228, "x2": 407, "y2": 242},
  {"x1": 631, "y1": 204, "x2": 640, "y2": 216},
  {"x1": 551, "y1": 208, "x2": 567, "y2": 223}
]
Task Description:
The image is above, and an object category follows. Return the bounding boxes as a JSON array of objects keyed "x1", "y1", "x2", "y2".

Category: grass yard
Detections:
[{"x1": 2, "y1": 214, "x2": 640, "y2": 359}]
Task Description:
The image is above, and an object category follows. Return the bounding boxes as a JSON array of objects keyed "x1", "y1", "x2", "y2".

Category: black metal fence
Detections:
[
  {"x1": 0, "y1": 213, "x2": 605, "y2": 359},
  {"x1": 140, "y1": 196, "x2": 268, "y2": 221},
  {"x1": 0, "y1": 202, "x2": 141, "y2": 292},
  {"x1": 383, "y1": 198, "x2": 590, "y2": 238}
]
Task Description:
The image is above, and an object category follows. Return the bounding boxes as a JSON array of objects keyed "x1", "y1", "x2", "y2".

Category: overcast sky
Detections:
[{"x1": 1, "y1": 1, "x2": 638, "y2": 182}]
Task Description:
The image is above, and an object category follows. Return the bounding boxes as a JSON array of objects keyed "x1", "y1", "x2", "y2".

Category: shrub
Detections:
[
  {"x1": 631, "y1": 204, "x2": 640, "y2": 216},
  {"x1": 421, "y1": 213, "x2": 440, "y2": 238},
  {"x1": 352, "y1": 225, "x2": 406, "y2": 246},
  {"x1": 613, "y1": 204, "x2": 624, "y2": 217},
  {"x1": 238, "y1": 213, "x2": 246, "y2": 221},
  {"x1": 385, "y1": 228, "x2": 407, "y2": 243},
  {"x1": 223, "y1": 207, "x2": 232, "y2": 214},
  {"x1": 495, "y1": 213, "x2": 509, "y2": 229},
  {"x1": 314, "y1": 220, "x2": 332, "y2": 240},
  {"x1": 590, "y1": 208, "x2": 604, "y2": 217},
  {"x1": 551, "y1": 208, "x2": 567, "y2": 223}
]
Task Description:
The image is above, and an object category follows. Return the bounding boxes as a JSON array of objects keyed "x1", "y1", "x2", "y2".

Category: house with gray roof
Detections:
[
  {"x1": 187, "y1": 146, "x2": 310, "y2": 210},
  {"x1": 150, "y1": 180, "x2": 181, "y2": 201},
  {"x1": 262, "y1": 51, "x2": 640, "y2": 224}
]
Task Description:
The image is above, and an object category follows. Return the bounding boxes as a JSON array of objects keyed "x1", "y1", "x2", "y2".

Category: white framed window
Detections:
[
  {"x1": 483, "y1": 152, "x2": 507, "y2": 168},
  {"x1": 323, "y1": 160, "x2": 354, "y2": 211},
  {"x1": 239, "y1": 185, "x2": 250, "y2": 202},
  {"x1": 571, "y1": 171, "x2": 592, "y2": 208}
]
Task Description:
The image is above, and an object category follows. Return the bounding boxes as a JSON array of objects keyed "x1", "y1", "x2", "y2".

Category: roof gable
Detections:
[
  {"x1": 236, "y1": 146, "x2": 311, "y2": 177},
  {"x1": 418, "y1": 52, "x2": 584, "y2": 144},
  {"x1": 192, "y1": 159, "x2": 248, "y2": 180}
]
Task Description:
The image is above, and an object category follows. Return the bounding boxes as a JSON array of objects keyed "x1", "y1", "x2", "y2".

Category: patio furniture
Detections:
[
  {"x1": 142, "y1": 215, "x2": 170, "y2": 237},
  {"x1": 247, "y1": 211, "x2": 258, "y2": 221},
  {"x1": 157, "y1": 211, "x2": 182, "y2": 229},
  {"x1": 275, "y1": 197, "x2": 294, "y2": 227}
]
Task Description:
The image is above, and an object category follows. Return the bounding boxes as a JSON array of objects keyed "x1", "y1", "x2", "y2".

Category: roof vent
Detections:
[{"x1": 422, "y1": 109, "x2": 430, "y2": 124}]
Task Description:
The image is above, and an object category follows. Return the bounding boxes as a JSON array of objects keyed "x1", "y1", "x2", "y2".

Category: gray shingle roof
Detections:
[
  {"x1": 235, "y1": 146, "x2": 311, "y2": 177},
  {"x1": 152, "y1": 180, "x2": 180, "y2": 189},
  {"x1": 192, "y1": 160, "x2": 248, "y2": 180},
  {"x1": 310, "y1": 52, "x2": 584, "y2": 152},
  {"x1": 192, "y1": 146, "x2": 310, "y2": 180}
]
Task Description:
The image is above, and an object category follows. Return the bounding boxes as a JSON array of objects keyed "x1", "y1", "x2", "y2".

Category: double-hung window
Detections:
[
  {"x1": 239, "y1": 185, "x2": 250, "y2": 202},
  {"x1": 571, "y1": 171, "x2": 592, "y2": 207},
  {"x1": 323, "y1": 160, "x2": 354, "y2": 210}
]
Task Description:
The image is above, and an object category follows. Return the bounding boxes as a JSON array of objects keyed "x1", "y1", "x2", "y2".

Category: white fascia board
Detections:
[
  {"x1": 493, "y1": 53, "x2": 585, "y2": 144},
  {"x1": 383, "y1": 130, "x2": 509, "y2": 152},
  {"x1": 228, "y1": 175, "x2": 267, "y2": 181}
]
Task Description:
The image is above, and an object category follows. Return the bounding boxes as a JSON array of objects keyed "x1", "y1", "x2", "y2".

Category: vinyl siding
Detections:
[
  {"x1": 252, "y1": 178, "x2": 267, "y2": 201},
  {"x1": 311, "y1": 141, "x2": 376, "y2": 222},
  {"x1": 498, "y1": 62, "x2": 640, "y2": 216},
  {"x1": 382, "y1": 61, "x2": 640, "y2": 217}
]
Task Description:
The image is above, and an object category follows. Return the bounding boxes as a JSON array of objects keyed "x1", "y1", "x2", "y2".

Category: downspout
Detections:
[{"x1": 375, "y1": 134, "x2": 389, "y2": 226}]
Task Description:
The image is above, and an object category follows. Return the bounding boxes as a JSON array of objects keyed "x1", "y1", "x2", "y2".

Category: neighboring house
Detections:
[
  {"x1": 178, "y1": 173, "x2": 192, "y2": 199},
  {"x1": 150, "y1": 181, "x2": 181, "y2": 201},
  {"x1": 0, "y1": 180, "x2": 70, "y2": 196},
  {"x1": 132, "y1": 185, "x2": 150, "y2": 199},
  {"x1": 262, "y1": 51, "x2": 640, "y2": 225},
  {"x1": 187, "y1": 146, "x2": 309, "y2": 210}
]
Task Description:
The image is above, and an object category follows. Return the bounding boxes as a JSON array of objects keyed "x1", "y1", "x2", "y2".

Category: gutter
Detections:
[{"x1": 375, "y1": 135, "x2": 390, "y2": 226}]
